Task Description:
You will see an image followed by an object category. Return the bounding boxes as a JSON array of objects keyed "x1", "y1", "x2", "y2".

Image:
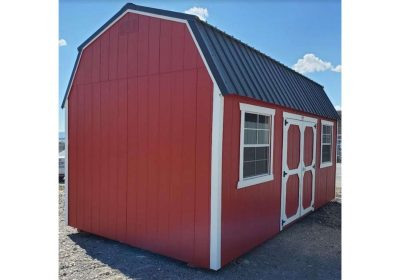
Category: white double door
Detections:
[{"x1": 280, "y1": 113, "x2": 317, "y2": 230}]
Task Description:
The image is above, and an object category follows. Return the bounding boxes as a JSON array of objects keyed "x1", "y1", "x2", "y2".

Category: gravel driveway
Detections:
[{"x1": 59, "y1": 186, "x2": 341, "y2": 280}]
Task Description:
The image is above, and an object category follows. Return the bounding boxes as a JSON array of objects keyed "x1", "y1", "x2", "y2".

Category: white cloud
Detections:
[
  {"x1": 292, "y1": 53, "x2": 341, "y2": 74},
  {"x1": 332, "y1": 65, "x2": 342, "y2": 72},
  {"x1": 184, "y1": 7, "x2": 209, "y2": 21},
  {"x1": 335, "y1": 105, "x2": 341, "y2": 110},
  {"x1": 59, "y1": 39, "x2": 67, "y2": 47}
]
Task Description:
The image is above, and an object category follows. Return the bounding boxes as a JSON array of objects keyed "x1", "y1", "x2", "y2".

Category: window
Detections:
[
  {"x1": 238, "y1": 103, "x2": 275, "y2": 188},
  {"x1": 320, "y1": 120, "x2": 334, "y2": 168}
]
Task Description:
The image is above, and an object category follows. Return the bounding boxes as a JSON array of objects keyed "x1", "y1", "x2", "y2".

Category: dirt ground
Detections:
[{"x1": 59, "y1": 186, "x2": 341, "y2": 280}]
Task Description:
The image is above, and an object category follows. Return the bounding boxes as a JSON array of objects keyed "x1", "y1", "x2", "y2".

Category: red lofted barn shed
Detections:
[{"x1": 61, "y1": 4, "x2": 340, "y2": 270}]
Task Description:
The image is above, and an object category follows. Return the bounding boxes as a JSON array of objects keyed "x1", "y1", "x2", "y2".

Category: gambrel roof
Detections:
[{"x1": 62, "y1": 3, "x2": 339, "y2": 120}]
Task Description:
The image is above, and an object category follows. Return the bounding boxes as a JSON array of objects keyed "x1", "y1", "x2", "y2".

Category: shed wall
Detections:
[
  {"x1": 221, "y1": 95, "x2": 336, "y2": 266},
  {"x1": 67, "y1": 13, "x2": 213, "y2": 268}
]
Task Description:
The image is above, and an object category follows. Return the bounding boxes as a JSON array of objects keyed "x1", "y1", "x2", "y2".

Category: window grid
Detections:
[
  {"x1": 243, "y1": 113, "x2": 271, "y2": 179},
  {"x1": 321, "y1": 124, "x2": 333, "y2": 164}
]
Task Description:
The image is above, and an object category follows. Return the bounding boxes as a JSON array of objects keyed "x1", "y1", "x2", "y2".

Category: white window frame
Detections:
[
  {"x1": 238, "y1": 103, "x2": 275, "y2": 189},
  {"x1": 320, "y1": 120, "x2": 334, "y2": 168}
]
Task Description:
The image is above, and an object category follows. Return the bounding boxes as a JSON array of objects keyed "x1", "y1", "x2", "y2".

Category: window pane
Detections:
[
  {"x1": 322, "y1": 144, "x2": 331, "y2": 163},
  {"x1": 258, "y1": 115, "x2": 269, "y2": 129},
  {"x1": 243, "y1": 161, "x2": 256, "y2": 178},
  {"x1": 244, "y1": 147, "x2": 256, "y2": 161},
  {"x1": 255, "y1": 159, "x2": 268, "y2": 175},
  {"x1": 327, "y1": 126, "x2": 332, "y2": 136},
  {"x1": 257, "y1": 129, "x2": 269, "y2": 144},
  {"x1": 244, "y1": 129, "x2": 257, "y2": 144},
  {"x1": 255, "y1": 147, "x2": 267, "y2": 160},
  {"x1": 245, "y1": 113, "x2": 257, "y2": 128}
]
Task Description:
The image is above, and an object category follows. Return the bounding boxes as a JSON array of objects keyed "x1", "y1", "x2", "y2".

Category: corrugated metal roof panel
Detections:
[
  {"x1": 62, "y1": 3, "x2": 340, "y2": 120},
  {"x1": 192, "y1": 19, "x2": 339, "y2": 120}
]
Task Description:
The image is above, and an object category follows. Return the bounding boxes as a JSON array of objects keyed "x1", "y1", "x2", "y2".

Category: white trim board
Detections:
[
  {"x1": 280, "y1": 112, "x2": 317, "y2": 230},
  {"x1": 210, "y1": 85, "x2": 224, "y2": 270},
  {"x1": 64, "y1": 100, "x2": 69, "y2": 225},
  {"x1": 320, "y1": 119, "x2": 334, "y2": 169},
  {"x1": 238, "y1": 103, "x2": 275, "y2": 189},
  {"x1": 63, "y1": 9, "x2": 224, "y2": 270},
  {"x1": 283, "y1": 112, "x2": 317, "y2": 123}
]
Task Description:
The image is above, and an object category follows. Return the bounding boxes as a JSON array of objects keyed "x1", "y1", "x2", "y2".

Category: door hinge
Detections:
[
  {"x1": 314, "y1": 123, "x2": 317, "y2": 128},
  {"x1": 283, "y1": 171, "x2": 287, "y2": 177},
  {"x1": 313, "y1": 164, "x2": 315, "y2": 169},
  {"x1": 282, "y1": 219, "x2": 285, "y2": 226},
  {"x1": 285, "y1": 119, "x2": 288, "y2": 126}
]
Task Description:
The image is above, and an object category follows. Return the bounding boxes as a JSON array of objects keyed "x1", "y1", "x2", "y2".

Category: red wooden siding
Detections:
[
  {"x1": 68, "y1": 13, "x2": 213, "y2": 268},
  {"x1": 221, "y1": 95, "x2": 337, "y2": 266}
]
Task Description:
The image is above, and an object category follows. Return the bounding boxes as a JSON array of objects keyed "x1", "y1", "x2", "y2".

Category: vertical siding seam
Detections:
[
  {"x1": 125, "y1": 78, "x2": 128, "y2": 242},
  {"x1": 135, "y1": 79, "x2": 139, "y2": 239},
  {"x1": 89, "y1": 84, "x2": 93, "y2": 232},
  {"x1": 193, "y1": 67, "x2": 199, "y2": 263}
]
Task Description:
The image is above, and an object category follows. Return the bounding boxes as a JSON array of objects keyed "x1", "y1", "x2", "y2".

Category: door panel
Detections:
[
  {"x1": 302, "y1": 170, "x2": 313, "y2": 210},
  {"x1": 287, "y1": 125, "x2": 301, "y2": 170},
  {"x1": 281, "y1": 114, "x2": 317, "y2": 229},
  {"x1": 303, "y1": 126, "x2": 314, "y2": 166},
  {"x1": 285, "y1": 174, "x2": 300, "y2": 219}
]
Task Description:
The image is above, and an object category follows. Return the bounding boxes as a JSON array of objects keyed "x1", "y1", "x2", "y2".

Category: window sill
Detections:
[
  {"x1": 320, "y1": 162, "x2": 333, "y2": 169},
  {"x1": 237, "y1": 174, "x2": 274, "y2": 189}
]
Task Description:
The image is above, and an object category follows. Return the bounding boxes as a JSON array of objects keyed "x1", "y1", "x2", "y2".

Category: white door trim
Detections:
[{"x1": 280, "y1": 113, "x2": 317, "y2": 230}]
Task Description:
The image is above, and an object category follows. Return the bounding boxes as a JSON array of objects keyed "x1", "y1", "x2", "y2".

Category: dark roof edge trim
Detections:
[{"x1": 61, "y1": 51, "x2": 81, "y2": 109}]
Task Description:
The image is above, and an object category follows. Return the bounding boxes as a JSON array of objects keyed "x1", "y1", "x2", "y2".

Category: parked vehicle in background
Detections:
[
  {"x1": 336, "y1": 109, "x2": 342, "y2": 163},
  {"x1": 59, "y1": 150, "x2": 65, "y2": 182}
]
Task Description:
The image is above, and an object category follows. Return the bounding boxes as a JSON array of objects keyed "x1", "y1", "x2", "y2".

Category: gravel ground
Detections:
[{"x1": 59, "y1": 185, "x2": 341, "y2": 280}]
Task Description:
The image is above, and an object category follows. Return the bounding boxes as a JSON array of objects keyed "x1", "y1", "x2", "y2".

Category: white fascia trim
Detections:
[
  {"x1": 64, "y1": 99, "x2": 69, "y2": 225},
  {"x1": 283, "y1": 112, "x2": 317, "y2": 124},
  {"x1": 238, "y1": 103, "x2": 275, "y2": 189},
  {"x1": 320, "y1": 119, "x2": 334, "y2": 169}
]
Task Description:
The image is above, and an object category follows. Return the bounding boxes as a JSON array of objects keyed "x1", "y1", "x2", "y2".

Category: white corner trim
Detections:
[
  {"x1": 210, "y1": 84, "x2": 224, "y2": 270},
  {"x1": 320, "y1": 119, "x2": 334, "y2": 169},
  {"x1": 238, "y1": 103, "x2": 275, "y2": 189},
  {"x1": 64, "y1": 99, "x2": 69, "y2": 225}
]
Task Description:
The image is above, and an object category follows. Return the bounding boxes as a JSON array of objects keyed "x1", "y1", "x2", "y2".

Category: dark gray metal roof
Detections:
[
  {"x1": 192, "y1": 20, "x2": 339, "y2": 120},
  {"x1": 62, "y1": 3, "x2": 339, "y2": 120}
]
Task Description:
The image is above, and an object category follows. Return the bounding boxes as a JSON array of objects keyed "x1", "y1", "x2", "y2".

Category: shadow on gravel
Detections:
[{"x1": 68, "y1": 202, "x2": 341, "y2": 280}]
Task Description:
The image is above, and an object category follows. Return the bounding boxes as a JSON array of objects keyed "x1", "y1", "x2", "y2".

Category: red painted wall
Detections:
[
  {"x1": 221, "y1": 95, "x2": 337, "y2": 266},
  {"x1": 68, "y1": 13, "x2": 213, "y2": 268}
]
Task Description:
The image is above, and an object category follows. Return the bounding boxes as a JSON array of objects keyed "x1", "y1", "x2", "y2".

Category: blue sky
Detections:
[{"x1": 59, "y1": 0, "x2": 341, "y2": 132}]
